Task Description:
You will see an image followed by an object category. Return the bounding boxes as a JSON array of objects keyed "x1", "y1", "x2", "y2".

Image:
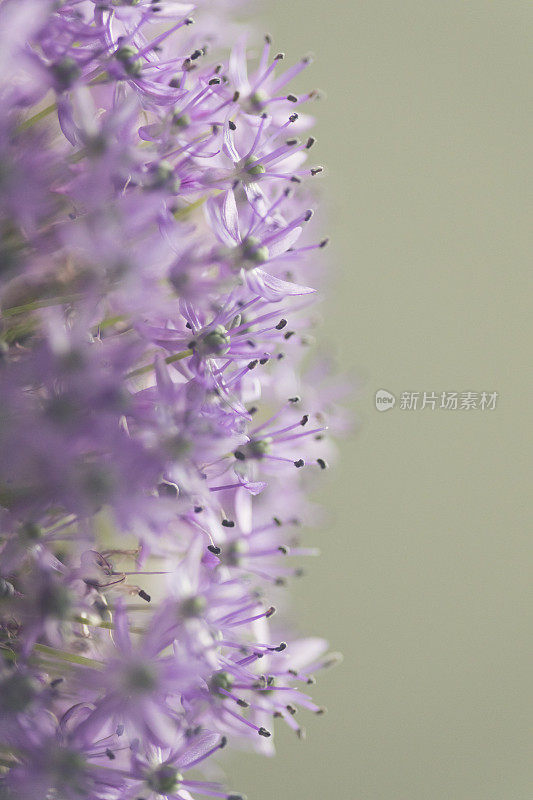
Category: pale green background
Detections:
[{"x1": 231, "y1": 2, "x2": 533, "y2": 799}]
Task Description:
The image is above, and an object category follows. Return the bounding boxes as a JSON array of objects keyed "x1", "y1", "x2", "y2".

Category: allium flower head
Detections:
[{"x1": 0, "y1": 1, "x2": 345, "y2": 798}]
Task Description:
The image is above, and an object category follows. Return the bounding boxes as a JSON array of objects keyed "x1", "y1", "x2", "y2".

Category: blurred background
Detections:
[{"x1": 231, "y1": 2, "x2": 533, "y2": 799}]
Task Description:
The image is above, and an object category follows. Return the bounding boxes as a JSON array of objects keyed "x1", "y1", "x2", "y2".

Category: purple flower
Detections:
[
  {"x1": 72, "y1": 602, "x2": 202, "y2": 748},
  {"x1": 0, "y1": 1, "x2": 344, "y2": 798},
  {"x1": 127, "y1": 729, "x2": 233, "y2": 800},
  {"x1": 204, "y1": 188, "x2": 316, "y2": 300}
]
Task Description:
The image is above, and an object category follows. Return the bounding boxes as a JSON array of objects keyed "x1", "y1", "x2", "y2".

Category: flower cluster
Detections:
[{"x1": 0, "y1": 2, "x2": 345, "y2": 799}]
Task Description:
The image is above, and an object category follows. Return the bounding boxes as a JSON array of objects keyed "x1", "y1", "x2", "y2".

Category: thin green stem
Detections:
[
  {"x1": 173, "y1": 195, "x2": 208, "y2": 220},
  {"x1": 72, "y1": 615, "x2": 144, "y2": 635},
  {"x1": 94, "y1": 313, "x2": 129, "y2": 332},
  {"x1": 127, "y1": 348, "x2": 193, "y2": 379},
  {"x1": 33, "y1": 643, "x2": 103, "y2": 669},
  {"x1": 18, "y1": 102, "x2": 57, "y2": 132},
  {"x1": 2, "y1": 294, "x2": 83, "y2": 318},
  {"x1": 73, "y1": 615, "x2": 114, "y2": 631},
  {"x1": 42, "y1": 515, "x2": 77, "y2": 535},
  {"x1": 70, "y1": 147, "x2": 88, "y2": 164},
  {"x1": 88, "y1": 71, "x2": 110, "y2": 86}
]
